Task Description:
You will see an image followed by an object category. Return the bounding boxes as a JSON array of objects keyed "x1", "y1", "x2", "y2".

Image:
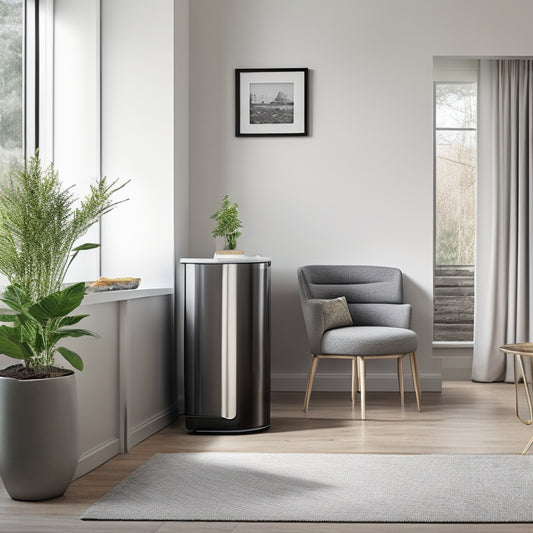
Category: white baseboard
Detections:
[
  {"x1": 127, "y1": 406, "x2": 177, "y2": 451},
  {"x1": 272, "y1": 371, "x2": 442, "y2": 392},
  {"x1": 74, "y1": 407, "x2": 178, "y2": 479},
  {"x1": 74, "y1": 438, "x2": 121, "y2": 480}
]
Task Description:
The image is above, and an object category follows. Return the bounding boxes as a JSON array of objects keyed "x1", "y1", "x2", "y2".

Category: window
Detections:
[
  {"x1": 0, "y1": 0, "x2": 24, "y2": 171},
  {"x1": 433, "y1": 81, "x2": 477, "y2": 342},
  {"x1": 0, "y1": 0, "x2": 44, "y2": 172}
]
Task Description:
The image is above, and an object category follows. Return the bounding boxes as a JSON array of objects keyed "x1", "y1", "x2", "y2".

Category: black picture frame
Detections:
[{"x1": 235, "y1": 68, "x2": 309, "y2": 137}]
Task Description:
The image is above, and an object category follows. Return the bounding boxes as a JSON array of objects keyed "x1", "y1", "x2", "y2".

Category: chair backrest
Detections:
[{"x1": 298, "y1": 265, "x2": 409, "y2": 328}]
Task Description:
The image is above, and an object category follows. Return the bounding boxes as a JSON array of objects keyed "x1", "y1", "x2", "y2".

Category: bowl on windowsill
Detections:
[{"x1": 85, "y1": 277, "x2": 141, "y2": 292}]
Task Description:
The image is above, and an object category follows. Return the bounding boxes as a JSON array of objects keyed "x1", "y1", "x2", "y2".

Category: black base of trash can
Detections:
[{"x1": 186, "y1": 416, "x2": 270, "y2": 434}]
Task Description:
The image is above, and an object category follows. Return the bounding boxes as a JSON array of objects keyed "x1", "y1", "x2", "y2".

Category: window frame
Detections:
[
  {"x1": 432, "y1": 78, "x2": 478, "y2": 344},
  {"x1": 433, "y1": 80, "x2": 477, "y2": 268},
  {"x1": 23, "y1": 0, "x2": 53, "y2": 158}
]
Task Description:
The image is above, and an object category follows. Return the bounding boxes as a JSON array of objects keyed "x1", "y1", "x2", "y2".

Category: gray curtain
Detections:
[{"x1": 472, "y1": 59, "x2": 533, "y2": 382}]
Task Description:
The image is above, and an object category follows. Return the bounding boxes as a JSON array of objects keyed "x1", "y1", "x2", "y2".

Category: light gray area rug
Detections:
[{"x1": 82, "y1": 453, "x2": 533, "y2": 522}]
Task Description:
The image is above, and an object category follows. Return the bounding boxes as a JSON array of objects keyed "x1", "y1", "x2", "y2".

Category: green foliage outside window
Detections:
[
  {"x1": 435, "y1": 83, "x2": 477, "y2": 266},
  {"x1": 0, "y1": 0, "x2": 23, "y2": 174}
]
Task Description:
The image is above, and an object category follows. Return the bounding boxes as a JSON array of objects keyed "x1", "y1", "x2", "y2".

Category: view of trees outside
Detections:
[
  {"x1": 435, "y1": 83, "x2": 477, "y2": 265},
  {"x1": 0, "y1": 0, "x2": 23, "y2": 175}
]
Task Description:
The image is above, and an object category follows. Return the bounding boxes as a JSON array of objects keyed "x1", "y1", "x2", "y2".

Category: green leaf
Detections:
[
  {"x1": 56, "y1": 346, "x2": 84, "y2": 371},
  {"x1": 29, "y1": 282, "x2": 86, "y2": 320},
  {"x1": 0, "y1": 332, "x2": 30, "y2": 359},
  {"x1": 0, "y1": 324, "x2": 22, "y2": 341},
  {"x1": 0, "y1": 322, "x2": 37, "y2": 351},
  {"x1": 72, "y1": 242, "x2": 100, "y2": 252},
  {"x1": 0, "y1": 313, "x2": 18, "y2": 322},
  {"x1": 57, "y1": 314, "x2": 89, "y2": 327},
  {"x1": 0, "y1": 285, "x2": 32, "y2": 313},
  {"x1": 54, "y1": 328, "x2": 99, "y2": 340},
  {"x1": 15, "y1": 319, "x2": 38, "y2": 345}
]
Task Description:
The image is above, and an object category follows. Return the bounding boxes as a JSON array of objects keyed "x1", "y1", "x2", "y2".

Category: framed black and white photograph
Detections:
[{"x1": 235, "y1": 68, "x2": 309, "y2": 136}]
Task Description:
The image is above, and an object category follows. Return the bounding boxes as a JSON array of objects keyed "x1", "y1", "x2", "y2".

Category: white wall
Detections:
[
  {"x1": 173, "y1": 0, "x2": 190, "y2": 408},
  {"x1": 174, "y1": 1, "x2": 190, "y2": 270},
  {"x1": 53, "y1": 0, "x2": 185, "y2": 290},
  {"x1": 100, "y1": 0, "x2": 177, "y2": 288},
  {"x1": 39, "y1": 1, "x2": 187, "y2": 419},
  {"x1": 189, "y1": 0, "x2": 533, "y2": 391},
  {"x1": 53, "y1": 0, "x2": 100, "y2": 283}
]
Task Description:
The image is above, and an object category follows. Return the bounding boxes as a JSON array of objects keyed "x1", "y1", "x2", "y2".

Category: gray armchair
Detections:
[{"x1": 297, "y1": 265, "x2": 421, "y2": 420}]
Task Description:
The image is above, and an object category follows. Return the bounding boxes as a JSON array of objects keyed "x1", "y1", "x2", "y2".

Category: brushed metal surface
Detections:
[
  {"x1": 221, "y1": 264, "x2": 237, "y2": 419},
  {"x1": 183, "y1": 260, "x2": 270, "y2": 431}
]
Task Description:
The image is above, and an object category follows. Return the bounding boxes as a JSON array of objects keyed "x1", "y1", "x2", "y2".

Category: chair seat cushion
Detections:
[{"x1": 321, "y1": 326, "x2": 418, "y2": 356}]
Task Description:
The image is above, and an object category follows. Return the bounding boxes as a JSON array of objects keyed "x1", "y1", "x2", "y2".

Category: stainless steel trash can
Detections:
[{"x1": 180, "y1": 257, "x2": 271, "y2": 433}]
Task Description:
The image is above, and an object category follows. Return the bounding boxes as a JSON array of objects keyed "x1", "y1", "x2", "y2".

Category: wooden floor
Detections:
[{"x1": 2, "y1": 381, "x2": 533, "y2": 532}]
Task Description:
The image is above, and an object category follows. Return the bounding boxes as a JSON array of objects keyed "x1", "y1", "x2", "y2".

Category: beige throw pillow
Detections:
[{"x1": 311, "y1": 296, "x2": 353, "y2": 331}]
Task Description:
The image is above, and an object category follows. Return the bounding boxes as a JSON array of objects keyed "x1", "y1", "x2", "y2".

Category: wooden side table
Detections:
[{"x1": 499, "y1": 343, "x2": 533, "y2": 454}]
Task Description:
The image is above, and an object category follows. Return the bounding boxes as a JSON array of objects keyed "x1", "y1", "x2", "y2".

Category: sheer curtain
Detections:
[{"x1": 472, "y1": 59, "x2": 533, "y2": 382}]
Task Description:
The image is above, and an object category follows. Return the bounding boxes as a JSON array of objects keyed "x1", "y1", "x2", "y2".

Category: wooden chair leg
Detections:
[
  {"x1": 303, "y1": 354, "x2": 319, "y2": 412},
  {"x1": 358, "y1": 356, "x2": 366, "y2": 420},
  {"x1": 351, "y1": 357, "x2": 359, "y2": 407},
  {"x1": 397, "y1": 356, "x2": 404, "y2": 406},
  {"x1": 409, "y1": 352, "x2": 422, "y2": 412}
]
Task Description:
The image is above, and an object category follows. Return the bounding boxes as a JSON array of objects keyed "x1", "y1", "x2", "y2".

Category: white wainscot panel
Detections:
[
  {"x1": 72, "y1": 290, "x2": 175, "y2": 477},
  {"x1": 0, "y1": 289, "x2": 176, "y2": 479},
  {"x1": 122, "y1": 295, "x2": 176, "y2": 450},
  {"x1": 68, "y1": 302, "x2": 121, "y2": 479}
]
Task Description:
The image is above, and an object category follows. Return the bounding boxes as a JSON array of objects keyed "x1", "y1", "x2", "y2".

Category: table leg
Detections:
[
  {"x1": 522, "y1": 434, "x2": 533, "y2": 455},
  {"x1": 514, "y1": 354, "x2": 533, "y2": 425}
]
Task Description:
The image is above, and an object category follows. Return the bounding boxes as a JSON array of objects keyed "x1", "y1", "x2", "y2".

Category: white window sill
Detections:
[{"x1": 81, "y1": 287, "x2": 173, "y2": 305}]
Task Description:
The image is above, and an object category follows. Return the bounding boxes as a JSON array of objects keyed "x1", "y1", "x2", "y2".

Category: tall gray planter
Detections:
[{"x1": 0, "y1": 372, "x2": 80, "y2": 501}]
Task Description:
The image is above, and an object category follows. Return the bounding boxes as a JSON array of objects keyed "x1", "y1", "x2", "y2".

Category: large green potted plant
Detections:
[{"x1": 0, "y1": 153, "x2": 127, "y2": 501}]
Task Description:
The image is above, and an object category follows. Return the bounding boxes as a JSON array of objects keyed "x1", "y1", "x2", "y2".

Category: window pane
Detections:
[
  {"x1": 435, "y1": 129, "x2": 476, "y2": 265},
  {"x1": 0, "y1": 0, "x2": 23, "y2": 173},
  {"x1": 435, "y1": 83, "x2": 477, "y2": 129}
]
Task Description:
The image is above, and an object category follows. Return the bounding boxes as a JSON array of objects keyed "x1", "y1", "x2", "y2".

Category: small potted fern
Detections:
[
  {"x1": 0, "y1": 153, "x2": 127, "y2": 501},
  {"x1": 210, "y1": 194, "x2": 243, "y2": 254}
]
